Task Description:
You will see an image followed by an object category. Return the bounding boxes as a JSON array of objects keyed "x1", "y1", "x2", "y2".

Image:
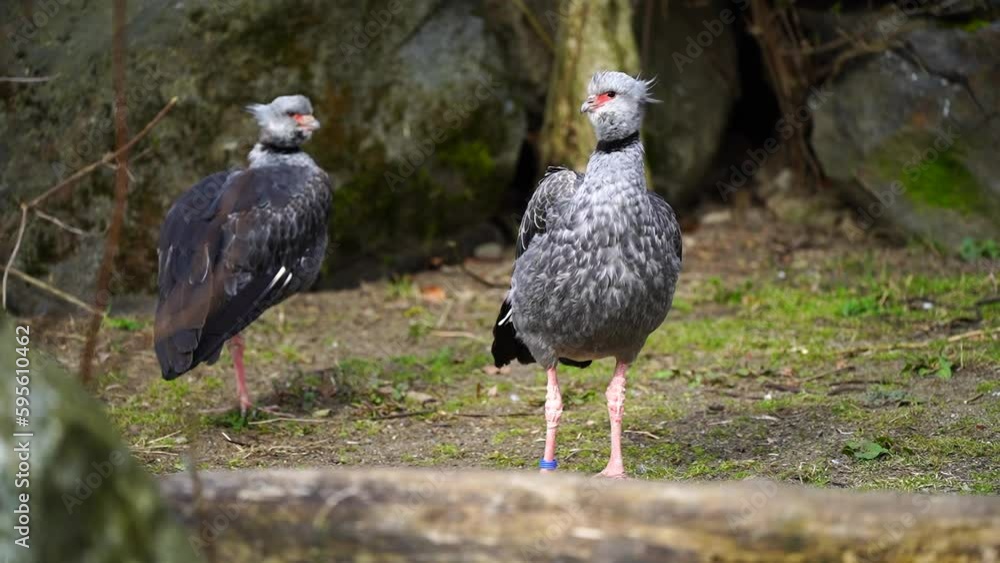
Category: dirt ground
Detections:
[{"x1": 31, "y1": 210, "x2": 999, "y2": 492}]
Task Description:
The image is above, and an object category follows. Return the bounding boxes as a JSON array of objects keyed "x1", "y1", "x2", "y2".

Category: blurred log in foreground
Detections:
[{"x1": 160, "y1": 468, "x2": 1000, "y2": 562}]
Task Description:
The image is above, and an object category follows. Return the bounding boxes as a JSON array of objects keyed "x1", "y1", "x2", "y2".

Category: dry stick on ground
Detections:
[
  {"x1": 0, "y1": 96, "x2": 177, "y2": 312},
  {"x1": 79, "y1": 0, "x2": 130, "y2": 385},
  {"x1": 459, "y1": 261, "x2": 508, "y2": 288},
  {"x1": 838, "y1": 327, "x2": 1000, "y2": 357}
]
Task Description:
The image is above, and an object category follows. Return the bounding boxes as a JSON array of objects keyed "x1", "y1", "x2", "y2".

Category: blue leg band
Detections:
[{"x1": 539, "y1": 458, "x2": 558, "y2": 470}]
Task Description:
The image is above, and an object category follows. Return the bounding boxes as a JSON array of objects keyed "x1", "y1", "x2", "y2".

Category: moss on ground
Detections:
[{"x1": 62, "y1": 236, "x2": 1000, "y2": 494}]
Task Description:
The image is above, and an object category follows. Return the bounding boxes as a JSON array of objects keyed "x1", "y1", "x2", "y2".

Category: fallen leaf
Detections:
[
  {"x1": 312, "y1": 408, "x2": 331, "y2": 418},
  {"x1": 420, "y1": 285, "x2": 447, "y2": 303},
  {"x1": 487, "y1": 385, "x2": 498, "y2": 398},
  {"x1": 843, "y1": 439, "x2": 890, "y2": 460}
]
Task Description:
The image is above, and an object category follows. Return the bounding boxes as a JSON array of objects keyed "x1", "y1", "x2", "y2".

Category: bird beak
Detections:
[
  {"x1": 295, "y1": 114, "x2": 321, "y2": 131},
  {"x1": 580, "y1": 95, "x2": 596, "y2": 114}
]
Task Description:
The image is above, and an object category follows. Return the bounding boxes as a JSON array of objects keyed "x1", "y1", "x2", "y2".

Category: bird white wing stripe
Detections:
[
  {"x1": 201, "y1": 245, "x2": 211, "y2": 282},
  {"x1": 264, "y1": 266, "x2": 287, "y2": 293},
  {"x1": 498, "y1": 307, "x2": 514, "y2": 326}
]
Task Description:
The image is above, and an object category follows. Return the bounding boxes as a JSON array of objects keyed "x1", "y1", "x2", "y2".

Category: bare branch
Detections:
[
  {"x1": 33, "y1": 209, "x2": 92, "y2": 237},
  {"x1": 4, "y1": 267, "x2": 104, "y2": 317},
  {"x1": 1, "y1": 205, "x2": 29, "y2": 310},
  {"x1": 26, "y1": 96, "x2": 177, "y2": 209},
  {"x1": 0, "y1": 75, "x2": 58, "y2": 83}
]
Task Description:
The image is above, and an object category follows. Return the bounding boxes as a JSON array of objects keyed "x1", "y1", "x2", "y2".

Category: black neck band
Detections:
[
  {"x1": 261, "y1": 142, "x2": 302, "y2": 155},
  {"x1": 595, "y1": 131, "x2": 640, "y2": 153}
]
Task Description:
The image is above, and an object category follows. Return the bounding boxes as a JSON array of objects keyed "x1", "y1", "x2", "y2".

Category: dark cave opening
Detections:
[{"x1": 704, "y1": 20, "x2": 785, "y2": 206}]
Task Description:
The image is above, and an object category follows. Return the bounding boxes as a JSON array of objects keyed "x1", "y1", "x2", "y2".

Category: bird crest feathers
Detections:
[{"x1": 587, "y1": 71, "x2": 660, "y2": 105}]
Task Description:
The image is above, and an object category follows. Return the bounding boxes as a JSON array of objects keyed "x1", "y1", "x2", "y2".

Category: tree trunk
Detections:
[
  {"x1": 539, "y1": 0, "x2": 641, "y2": 171},
  {"x1": 160, "y1": 468, "x2": 1000, "y2": 562}
]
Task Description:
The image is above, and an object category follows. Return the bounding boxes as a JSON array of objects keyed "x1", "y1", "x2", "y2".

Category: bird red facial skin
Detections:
[
  {"x1": 581, "y1": 92, "x2": 615, "y2": 113},
  {"x1": 293, "y1": 114, "x2": 320, "y2": 130},
  {"x1": 594, "y1": 92, "x2": 614, "y2": 107}
]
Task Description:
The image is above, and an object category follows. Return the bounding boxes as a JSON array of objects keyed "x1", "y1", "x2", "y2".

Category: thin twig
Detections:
[
  {"x1": 460, "y1": 261, "x2": 507, "y2": 288},
  {"x1": 430, "y1": 330, "x2": 487, "y2": 342},
  {"x1": 373, "y1": 410, "x2": 436, "y2": 420},
  {"x1": 0, "y1": 96, "x2": 178, "y2": 309},
  {"x1": 1, "y1": 205, "x2": 28, "y2": 310},
  {"x1": 0, "y1": 75, "x2": 57, "y2": 83},
  {"x1": 4, "y1": 267, "x2": 104, "y2": 316},
  {"x1": 837, "y1": 327, "x2": 999, "y2": 356},
  {"x1": 221, "y1": 431, "x2": 249, "y2": 447},
  {"x1": 26, "y1": 96, "x2": 177, "y2": 209},
  {"x1": 510, "y1": 0, "x2": 555, "y2": 52},
  {"x1": 33, "y1": 209, "x2": 91, "y2": 237},
  {"x1": 449, "y1": 412, "x2": 534, "y2": 418},
  {"x1": 624, "y1": 429, "x2": 661, "y2": 440},
  {"x1": 248, "y1": 417, "x2": 337, "y2": 426},
  {"x1": 802, "y1": 365, "x2": 852, "y2": 382}
]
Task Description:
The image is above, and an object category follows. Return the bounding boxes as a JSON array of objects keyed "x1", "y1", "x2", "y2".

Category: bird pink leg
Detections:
[
  {"x1": 228, "y1": 334, "x2": 252, "y2": 416},
  {"x1": 598, "y1": 361, "x2": 629, "y2": 479},
  {"x1": 540, "y1": 367, "x2": 562, "y2": 473}
]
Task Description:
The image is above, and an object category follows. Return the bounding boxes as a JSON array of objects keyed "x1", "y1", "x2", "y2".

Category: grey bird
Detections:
[
  {"x1": 491, "y1": 72, "x2": 682, "y2": 478},
  {"x1": 154, "y1": 95, "x2": 331, "y2": 415}
]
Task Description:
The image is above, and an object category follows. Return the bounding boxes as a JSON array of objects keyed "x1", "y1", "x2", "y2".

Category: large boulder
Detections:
[
  {"x1": 811, "y1": 22, "x2": 1000, "y2": 248},
  {"x1": 0, "y1": 0, "x2": 525, "y2": 312},
  {"x1": 638, "y1": 0, "x2": 741, "y2": 207}
]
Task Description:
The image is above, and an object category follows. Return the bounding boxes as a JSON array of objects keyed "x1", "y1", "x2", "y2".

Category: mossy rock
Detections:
[
  {"x1": 811, "y1": 22, "x2": 1000, "y2": 249},
  {"x1": 0, "y1": 0, "x2": 524, "y2": 312},
  {"x1": 0, "y1": 317, "x2": 199, "y2": 562},
  {"x1": 636, "y1": 0, "x2": 740, "y2": 207}
]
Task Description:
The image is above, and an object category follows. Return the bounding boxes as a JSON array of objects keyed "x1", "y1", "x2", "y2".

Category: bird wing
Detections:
[
  {"x1": 515, "y1": 166, "x2": 583, "y2": 258},
  {"x1": 154, "y1": 166, "x2": 330, "y2": 379},
  {"x1": 647, "y1": 190, "x2": 683, "y2": 262},
  {"x1": 492, "y1": 166, "x2": 591, "y2": 369}
]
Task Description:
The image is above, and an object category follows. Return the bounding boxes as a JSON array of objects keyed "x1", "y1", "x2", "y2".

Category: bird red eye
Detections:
[{"x1": 595, "y1": 91, "x2": 616, "y2": 105}]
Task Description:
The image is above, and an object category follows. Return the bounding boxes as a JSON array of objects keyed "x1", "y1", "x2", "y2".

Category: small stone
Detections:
[
  {"x1": 701, "y1": 209, "x2": 731, "y2": 225},
  {"x1": 473, "y1": 242, "x2": 504, "y2": 261},
  {"x1": 405, "y1": 391, "x2": 436, "y2": 405}
]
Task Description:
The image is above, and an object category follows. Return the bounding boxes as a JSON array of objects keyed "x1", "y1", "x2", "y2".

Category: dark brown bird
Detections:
[{"x1": 154, "y1": 95, "x2": 331, "y2": 415}]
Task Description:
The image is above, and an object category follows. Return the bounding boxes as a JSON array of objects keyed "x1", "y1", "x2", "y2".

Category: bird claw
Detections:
[{"x1": 238, "y1": 398, "x2": 254, "y2": 418}]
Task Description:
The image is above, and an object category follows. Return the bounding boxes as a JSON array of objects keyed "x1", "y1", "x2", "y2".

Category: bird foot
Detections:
[
  {"x1": 238, "y1": 399, "x2": 254, "y2": 418},
  {"x1": 594, "y1": 468, "x2": 627, "y2": 479},
  {"x1": 239, "y1": 403, "x2": 287, "y2": 418}
]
